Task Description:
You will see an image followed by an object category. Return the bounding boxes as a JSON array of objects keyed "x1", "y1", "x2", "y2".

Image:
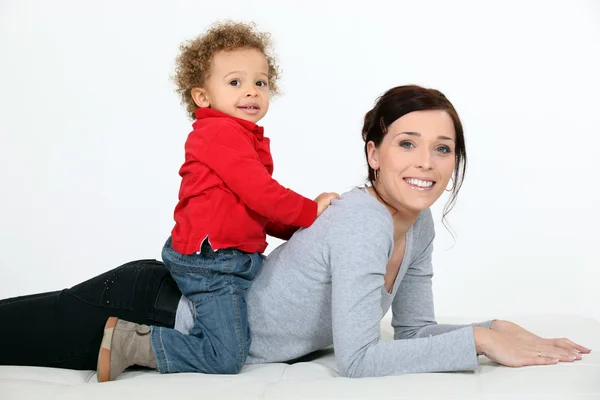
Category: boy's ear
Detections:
[{"x1": 191, "y1": 87, "x2": 209, "y2": 108}]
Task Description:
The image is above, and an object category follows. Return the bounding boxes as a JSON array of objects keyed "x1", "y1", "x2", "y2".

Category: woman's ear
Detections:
[
  {"x1": 366, "y1": 141, "x2": 380, "y2": 171},
  {"x1": 191, "y1": 88, "x2": 209, "y2": 108}
]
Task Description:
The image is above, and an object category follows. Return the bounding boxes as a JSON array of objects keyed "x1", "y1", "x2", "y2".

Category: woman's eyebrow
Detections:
[{"x1": 398, "y1": 131, "x2": 455, "y2": 142}]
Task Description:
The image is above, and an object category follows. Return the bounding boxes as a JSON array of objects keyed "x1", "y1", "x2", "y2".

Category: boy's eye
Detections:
[
  {"x1": 256, "y1": 80, "x2": 268, "y2": 87},
  {"x1": 229, "y1": 79, "x2": 241, "y2": 87}
]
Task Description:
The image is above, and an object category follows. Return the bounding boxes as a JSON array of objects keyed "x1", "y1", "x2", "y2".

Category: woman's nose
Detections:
[{"x1": 415, "y1": 149, "x2": 435, "y2": 170}]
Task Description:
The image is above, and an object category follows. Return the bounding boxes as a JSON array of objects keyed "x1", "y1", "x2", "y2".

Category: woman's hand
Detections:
[
  {"x1": 473, "y1": 324, "x2": 590, "y2": 367},
  {"x1": 490, "y1": 320, "x2": 591, "y2": 356}
]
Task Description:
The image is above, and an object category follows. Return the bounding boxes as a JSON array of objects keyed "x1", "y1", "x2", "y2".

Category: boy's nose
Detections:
[{"x1": 245, "y1": 86, "x2": 258, "y2": 97}]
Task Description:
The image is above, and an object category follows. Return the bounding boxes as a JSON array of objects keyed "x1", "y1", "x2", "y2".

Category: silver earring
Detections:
[{"x1": 445, "y1": 177, "x2": 454, "y2": 192}]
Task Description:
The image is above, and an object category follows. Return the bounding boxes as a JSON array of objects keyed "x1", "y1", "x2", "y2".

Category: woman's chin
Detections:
[
  {"x1": 399, "y1": 190, "x2": 442, "y2": 211},
  {"x1": 406, "y1": 201, "x2": 435, "y2": 213}
]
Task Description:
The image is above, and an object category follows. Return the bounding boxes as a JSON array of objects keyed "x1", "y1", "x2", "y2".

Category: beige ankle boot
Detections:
[{"x1": 97, "y1": 317, "x2": 158, "y2": 382}]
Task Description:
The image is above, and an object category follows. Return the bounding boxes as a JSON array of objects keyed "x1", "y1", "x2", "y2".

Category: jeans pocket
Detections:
[
  {"x1": 230, "y1": 253, "x2": 263, "y2": 283},
  {"x1": 66, "y1": 259, "x2": 152, "y2": 310}
]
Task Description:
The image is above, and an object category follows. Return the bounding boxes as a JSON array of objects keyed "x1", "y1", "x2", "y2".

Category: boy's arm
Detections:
[
  {"x1": 264, "y1": 221, "x2": 301, "y2": 241},
  {"x1": 189, "y1": 123, "x2": 317, "y2": 228}
]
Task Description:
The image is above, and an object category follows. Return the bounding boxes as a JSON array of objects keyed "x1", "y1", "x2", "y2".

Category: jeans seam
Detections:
[
  {"x1": 193, "y1": 297, "x2": 237, "y2": 371},
  {"x1": 151, "y1": 326, "x2": 169, "y2": 373},
  {"x1": 64, "y1": 263, "x2": 146, "y2": 310},
  {"x1": 233, "y1": 285, "x2": 245, "y2": 369}
]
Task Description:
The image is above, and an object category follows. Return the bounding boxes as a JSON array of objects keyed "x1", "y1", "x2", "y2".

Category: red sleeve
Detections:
[
  {"x1": 188, "y1": 123, "x2": 318, "y2": 227},
  {"x1": 265, "y1": 221, "x2": 301, "y2": 241}
]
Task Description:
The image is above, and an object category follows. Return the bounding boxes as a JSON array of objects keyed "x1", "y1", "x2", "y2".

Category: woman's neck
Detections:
[{"x1": 365, "y1": 186, "x2": 420, "y2": 244}]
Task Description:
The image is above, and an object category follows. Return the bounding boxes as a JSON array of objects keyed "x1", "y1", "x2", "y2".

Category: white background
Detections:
[{"x1": 1, "y1": 0, "x2": 599, "y2": 323}]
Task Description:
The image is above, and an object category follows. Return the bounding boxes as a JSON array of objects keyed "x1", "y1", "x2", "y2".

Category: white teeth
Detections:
[{"x1": 405, "y1": 178, "x2": 433, "y2": 188}]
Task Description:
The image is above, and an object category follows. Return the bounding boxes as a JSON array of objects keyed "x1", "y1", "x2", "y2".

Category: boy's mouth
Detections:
[
  {"x1": 238, "y1": 102, "x2": 259, "y2": 109},
  {"x1": 238, "y1": 104, "x2": 260, "y2": 115}
]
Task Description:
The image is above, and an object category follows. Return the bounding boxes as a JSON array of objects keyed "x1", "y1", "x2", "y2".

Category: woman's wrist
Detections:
[
  {"x1": 489, "y1": 319, "x2": 503, "y2": 331},
  {"x1": 473, "y1": 326, "x2": 493, "y2": 355}
]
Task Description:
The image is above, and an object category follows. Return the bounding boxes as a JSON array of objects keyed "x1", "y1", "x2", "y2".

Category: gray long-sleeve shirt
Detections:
[{"x1": 175, "y1": 187, "x2": 492, "y2": 377}]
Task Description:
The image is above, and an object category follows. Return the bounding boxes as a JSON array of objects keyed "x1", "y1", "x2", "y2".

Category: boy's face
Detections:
[{"x1": 192, "y1": 48, "x2": 270, "y2": 124}]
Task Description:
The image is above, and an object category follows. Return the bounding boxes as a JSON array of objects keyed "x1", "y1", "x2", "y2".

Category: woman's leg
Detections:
[{"x1": 0, "y1": 259, "x2": 180, "y2": 370}]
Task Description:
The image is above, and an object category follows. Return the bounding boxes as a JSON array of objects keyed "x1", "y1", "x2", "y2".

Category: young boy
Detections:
[{"x1": 96, "y1": 21, "x2": 338, "y2": 381}]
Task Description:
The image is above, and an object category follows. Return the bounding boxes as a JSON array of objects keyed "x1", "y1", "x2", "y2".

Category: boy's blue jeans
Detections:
[{"x1": 151, "y1": 237, "x2": 263, "y2": 374}]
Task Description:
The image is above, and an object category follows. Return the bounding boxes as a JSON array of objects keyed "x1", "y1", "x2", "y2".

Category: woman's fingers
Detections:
[
  {"x1": 480, "y1": 330, "x2": 587, "y2": 368},
  {"x1": 551, "y1": 338, "x2": 592, "y2": 354},
  {"x1": 537, "y1": 348, "x2": 580, "y2": 362},
  {"x1": 520, "y1": 347, "x2": 577, "y2": 366},
  {"x1": 525, "y1": 355, "x2": 559, "y2": 366}
]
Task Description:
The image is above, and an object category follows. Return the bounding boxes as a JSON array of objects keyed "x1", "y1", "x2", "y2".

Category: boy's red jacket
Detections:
[{"x1": 170, "y1": 108, "x2": 317, "y2": 254}]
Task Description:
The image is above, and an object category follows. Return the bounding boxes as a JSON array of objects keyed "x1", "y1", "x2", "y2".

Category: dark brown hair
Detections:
[
  {"x1": 361, "y1": 84, "x2": 466, "y2": 227},
  {"x1": 173, "y1": 20, "x2": 280, "y2": 119}
]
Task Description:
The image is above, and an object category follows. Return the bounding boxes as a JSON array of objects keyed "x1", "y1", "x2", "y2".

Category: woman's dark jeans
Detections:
[{"x1": 0, "y1": 259, "x2": 180, "y2": 370}]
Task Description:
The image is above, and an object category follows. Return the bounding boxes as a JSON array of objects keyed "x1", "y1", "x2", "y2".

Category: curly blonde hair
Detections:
[{"x1": 173, "y1": 20, "x2": 281, "y2": 119}]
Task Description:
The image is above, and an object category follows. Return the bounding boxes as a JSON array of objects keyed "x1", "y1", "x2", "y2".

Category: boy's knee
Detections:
[
  {"x1": 213, "y1": 340, "x2": 248, "y2": 374},
  {"x1": 214, "y1": 357, "x2": 244, "y2": 374}
]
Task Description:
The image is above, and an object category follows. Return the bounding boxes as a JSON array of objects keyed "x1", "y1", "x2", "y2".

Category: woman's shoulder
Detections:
[
  {"x1": 407, "y1": 208, "x2": 435, "y2": 259},
  {"x1": 329, "y1": 187, "x2": 433, "y2": 233},
  {"x1": 330, "y1": 187, "x2": 392, "y2": 222},
  {"x1": 313, "y1": 186, "x2": 435, "y2": 249},
  {"x1": 413, "y1": 208, "x2": 434, "y2": 239},
  {"x1": 320, "y1": 187, "x2": 394, "y2": 240}
]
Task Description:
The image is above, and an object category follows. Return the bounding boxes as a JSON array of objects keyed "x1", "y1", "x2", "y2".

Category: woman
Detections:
[{"x1": 0, "y1": 85, "x2": 590, "y2": 377}]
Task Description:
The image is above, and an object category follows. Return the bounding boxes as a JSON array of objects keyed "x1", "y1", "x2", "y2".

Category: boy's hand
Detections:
[{"x1": 314, "y1": 192, "x2": 340, "y2": 217}]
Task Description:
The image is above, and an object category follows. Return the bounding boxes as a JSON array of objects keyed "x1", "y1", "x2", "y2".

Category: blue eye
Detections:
[
  {"x1": 436, "y1": 146, "x2": 452, "y2": 154},
  {"x1": 229, "y1": 79, "x2": 241, "y2": 87},
  {"x1": 400, "y1": 141, "x2": 414, "y2": 149}
]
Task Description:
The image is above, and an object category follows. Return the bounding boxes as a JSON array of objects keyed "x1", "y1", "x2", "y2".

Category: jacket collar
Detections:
[{"x1": 194, "y1": 108, "x2": 264, "y2": 139}]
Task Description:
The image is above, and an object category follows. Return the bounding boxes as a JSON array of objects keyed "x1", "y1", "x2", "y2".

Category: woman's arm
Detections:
[
  {"x1": 391, "y1": 222, "x2": 493, "y2": 340},
  {"x1": 392, "y1": 213, "x2": 589, "y2": 367},
  {"x1": 327, "y1": 208, "x2": 483, "y2": 378}
]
